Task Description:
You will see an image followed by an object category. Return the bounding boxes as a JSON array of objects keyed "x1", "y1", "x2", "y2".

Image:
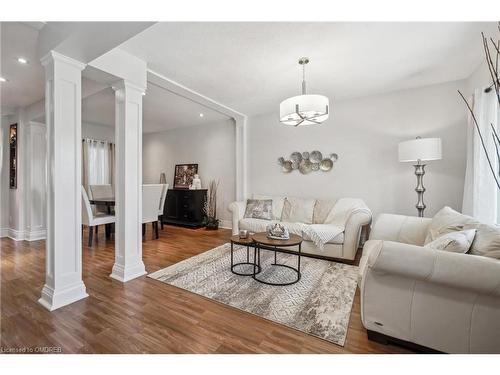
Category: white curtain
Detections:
[
  {"x1": 82, "y1": 139, "x2": 115, "y2": 193},
  {"x1": 462, "y1": 88, "x2": 499, "y2": 224}
]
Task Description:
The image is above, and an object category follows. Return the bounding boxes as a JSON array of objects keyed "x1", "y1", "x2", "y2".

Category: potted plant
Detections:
[{"x1": 203, "y1": 179, "x2": 220, "y2": 230}]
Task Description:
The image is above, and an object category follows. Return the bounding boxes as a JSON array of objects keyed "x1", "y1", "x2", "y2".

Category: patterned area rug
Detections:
[{"x1": 148, "y1": 243, "x2": 358, "y2": 346}]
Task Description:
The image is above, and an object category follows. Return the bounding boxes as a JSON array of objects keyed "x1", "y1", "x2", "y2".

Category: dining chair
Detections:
[
  {"x1": 158, "y1": 183, "x2": 169, "y2": 230},
  {"x1": 142, "y1": 184, "x2": 164, "y2": 240},
  {"x1": 82, "y1": 187, "x2": 116, "y2": 247},
  {"x1": 90, "y1": 184, "x2": 114, "y2": 215}
]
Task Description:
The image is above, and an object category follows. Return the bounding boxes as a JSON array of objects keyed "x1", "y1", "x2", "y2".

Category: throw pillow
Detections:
[
  {"x1": 426, "y1": 206, "x2": 500, "y2": 259},
  {"x1": 282, "y1": 196, "x2": 316, "y2": 224},
  {"x1": 253, "y1": 194, "x2": 285, "y2": 220},
  {"x1": 313, "y1": 199, "x2": 338, "y2": 224},
  {"x1": 244, "y1": 199, "x2": 273, "y2": 220},
  {"x1": 424, "y1": 229, "x2": 476, "y2": 253}
]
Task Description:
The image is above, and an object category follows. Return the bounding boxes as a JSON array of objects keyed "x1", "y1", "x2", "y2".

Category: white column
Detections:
[
  {"x1": 235, "y1": 116, "x2": 248, "y2": 200},
  {"x1": 39, "y1": 51, "x2": 88, "y2": 311},
  {"x1": 25, "y1": 122, "x2": 47, "y2": 241},
  {"x1": 110, "y1": 80, "x2": 146, "y2": 282}
]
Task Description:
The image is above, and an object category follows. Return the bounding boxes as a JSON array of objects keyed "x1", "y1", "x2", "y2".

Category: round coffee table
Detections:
[
  {"x1": 251, "y1": 232, "x2": 303, "y2": 286},
  {"x1": 230, "y1": 235, "x2": 261, "y2": 276}
]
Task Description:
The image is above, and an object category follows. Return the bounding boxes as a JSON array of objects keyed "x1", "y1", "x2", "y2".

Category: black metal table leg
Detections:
[
  {"x1": 252, "y1": 242, "x2": 302, "y2": 286},
  {"x1": 231, "y1": 241, "x2": 260, "y2": 276}
]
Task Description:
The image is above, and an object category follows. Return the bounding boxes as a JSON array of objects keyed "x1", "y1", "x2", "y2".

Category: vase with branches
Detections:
[
  {"x1": 203, "y1": 179, "x2": 220, "y2": 230},
  {"x1": 458, "y1": 22, "x2": 500, "y2": 191}
]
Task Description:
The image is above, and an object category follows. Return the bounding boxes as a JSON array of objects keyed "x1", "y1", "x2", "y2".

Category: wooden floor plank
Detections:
[{"x1": 0, "y1": 225, "x2": 411, "y2": 353}]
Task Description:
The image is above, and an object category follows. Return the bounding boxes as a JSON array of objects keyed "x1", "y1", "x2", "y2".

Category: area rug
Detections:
[{"x1": 148, "y1": 243, "x2": 358, "y2": 346}]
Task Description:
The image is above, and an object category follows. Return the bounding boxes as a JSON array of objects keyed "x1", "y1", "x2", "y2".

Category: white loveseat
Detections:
[
  {"x1": 359, "y1": 211, "x2": 500, "y2": 353},
  {"x1": 228, "y1": 195, "x2": 372, "y2": 261}
]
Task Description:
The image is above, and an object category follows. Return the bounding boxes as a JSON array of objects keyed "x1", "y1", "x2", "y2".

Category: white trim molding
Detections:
[
  {"x1": 5, "y1": 228, "x2": 46, "y2": 241},
  {"x1": 147, "y1": 69, "x2": 249, "y2": 201}
]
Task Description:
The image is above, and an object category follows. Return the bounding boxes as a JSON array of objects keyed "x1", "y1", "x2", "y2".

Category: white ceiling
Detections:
[
  {"x1": 82, "y1": 82, "x2": 230, "y2": 133},
  {"x1": 2, "y1": 22, "x2": 497, "y2": 130},
  {"x1": 120, "y1": 22, "x2": 496, "y2": 116},
  {"x1": 1, "y1": 22, "x2": 45, "y2": 108}
]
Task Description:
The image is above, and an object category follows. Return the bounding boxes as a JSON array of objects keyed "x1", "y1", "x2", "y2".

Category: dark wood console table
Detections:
[{"x1": 162, "y1": 189, "x2": 207, "y2": 228}]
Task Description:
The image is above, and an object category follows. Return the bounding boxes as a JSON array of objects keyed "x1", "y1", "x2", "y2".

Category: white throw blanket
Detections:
[
  {"x1": 303, "y1": 224, "x2": 344, "y2": 251},
  {"x1": 303, "y1": 198, "x2": 369, "y2": 251}
]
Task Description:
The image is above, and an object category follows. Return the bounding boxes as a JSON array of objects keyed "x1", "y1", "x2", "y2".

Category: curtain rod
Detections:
[{"x1": 82, "y1": 138, "x2": 114, "y2": 144}]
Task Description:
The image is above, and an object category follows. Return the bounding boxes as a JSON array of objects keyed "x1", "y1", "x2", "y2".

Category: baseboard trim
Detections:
[
  {"x1": 219, "y1": 220, "x2": 232, "y2": 230},
  {"x1": 7, "y1": 228, "x2": 26, "y2": 241},
  {"x1": 25, "y1": 229, "x2": 46, "y2": 241},
  {"x1": 5, "y1": 228, "x2": 46, "y2": 241},
  {"x1": 0, "y1": 228, "x2": 8, "y2": 238}
]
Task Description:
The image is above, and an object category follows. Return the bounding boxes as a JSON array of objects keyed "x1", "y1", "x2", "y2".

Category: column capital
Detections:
[
  {"x1": 111, "y1": 79, "x2": 146, "y2": 94},
  {"x1": 40, "y1": 51, "x2": 86, "y2": 71},
  {"x1": 234, "y1": 115, "x2": 247, "y2": 128}
]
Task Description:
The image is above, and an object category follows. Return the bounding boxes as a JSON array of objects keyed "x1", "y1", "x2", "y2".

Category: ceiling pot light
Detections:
[
  {"x1": 17, "y1": 57, "x2": 28, "y2": 64},
  {"x1": 199, "y1": 113, "x2": 204, "y2": 118},
  {"x1": 0, "y1": 77, "x2": 7, "y2": 82},
  {"x1": 279, "y1": 57, "x2": 329, "y2": 126}
]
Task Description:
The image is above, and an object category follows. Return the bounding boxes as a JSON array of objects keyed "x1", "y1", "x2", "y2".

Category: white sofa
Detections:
[
  {"x1": 228, "y1": 195, "x2": 372, "y2": 261},
  {"x1": 359, "y1": 212, "x2": 500, "y2": 353}
]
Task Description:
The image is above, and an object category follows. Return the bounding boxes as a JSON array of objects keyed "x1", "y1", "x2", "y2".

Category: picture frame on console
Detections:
[{"x1": 173, "y1": 163, "x2": 198, "y2": 189}]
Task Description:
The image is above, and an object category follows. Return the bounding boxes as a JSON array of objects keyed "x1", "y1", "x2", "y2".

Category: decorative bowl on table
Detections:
[{"x1": 266, "y1": 223, "x2": 290, "y2": 240}]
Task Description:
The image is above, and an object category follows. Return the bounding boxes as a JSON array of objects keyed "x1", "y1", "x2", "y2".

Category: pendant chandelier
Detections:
[{"x1": 279, "y1": 57, "x2": 329, "y2": 126}]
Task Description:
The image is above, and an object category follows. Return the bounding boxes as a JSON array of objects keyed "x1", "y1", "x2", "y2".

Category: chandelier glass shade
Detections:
[{"x1": 279, "y1": 57, "x2": 329, "y2": 126}]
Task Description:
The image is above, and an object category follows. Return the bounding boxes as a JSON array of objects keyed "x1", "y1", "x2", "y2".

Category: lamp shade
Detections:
[
  {"x1": 398, "y1": 137, "x2": 442, "y2": 162},
  {"x1": 279, "y1": 94, "x2": 329, "y2": 126}
]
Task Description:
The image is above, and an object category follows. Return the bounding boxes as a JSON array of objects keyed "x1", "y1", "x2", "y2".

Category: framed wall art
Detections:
[
  {"x1": 173, "y1": 163, "x2": 198, "y2": 189},
  {"x1": 9, "y1": 123, "x2": 18, "y2": 189}
]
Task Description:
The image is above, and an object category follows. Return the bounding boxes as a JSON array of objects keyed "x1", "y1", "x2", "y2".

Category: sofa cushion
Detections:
[
  {"x1": 425, "y1": 206, "x2": 500, "y2": 259},
  {"x1": 253, "y1": 194, "x2": 285, "y2": 220},
  {"x1": 324, "y1": 198, "x2": 369, "y2": 226},
  {"x1": 313, "y1": 199, "x2": 337, "y2": 224},
  {"x1": 282, "y1": 196, "x2": 316, "y2": 224},
  {"x1": 238, "y1": 218, "x2": 344, "y2": 244},
  {"x1": 424, "y1": 229, "x2": 476, "y2": 254},
  {"x1": 243, "y1": 199, "x2": 273, "y2": 220}
]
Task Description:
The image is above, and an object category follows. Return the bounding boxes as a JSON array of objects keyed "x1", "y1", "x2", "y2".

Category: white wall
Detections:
[
  {"x1": 248, "y1": 79, "x2": 469, "y2": 219},
  {"x1": 82, "y1": 122, "x2": 114, "y2": 142},
  {"x1": 143, "y1": 120, "x2": 235, "y2": 226}
]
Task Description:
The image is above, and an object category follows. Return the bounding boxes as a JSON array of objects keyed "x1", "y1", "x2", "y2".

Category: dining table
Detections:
[{"x1": 89, "y1": 197, "x2": 115, "y2": 238}]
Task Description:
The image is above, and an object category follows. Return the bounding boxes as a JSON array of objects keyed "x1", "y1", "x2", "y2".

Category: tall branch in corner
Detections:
[
  {"x1": 458, "y1": 90, "x2": 500, "y2": 190},
  {"x1": 460, "y1": 23, "x2": 500, "y2": 190}
]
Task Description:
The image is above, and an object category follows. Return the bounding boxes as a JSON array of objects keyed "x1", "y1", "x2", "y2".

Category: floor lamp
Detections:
[{"x1": 398, "y1": 137, "x2": 442, "y2": 217}]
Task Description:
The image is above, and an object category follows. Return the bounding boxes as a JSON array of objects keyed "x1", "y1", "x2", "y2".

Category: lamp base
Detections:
[{"x1": 414, "y1": 163, "x2": 426, "y2": 217}]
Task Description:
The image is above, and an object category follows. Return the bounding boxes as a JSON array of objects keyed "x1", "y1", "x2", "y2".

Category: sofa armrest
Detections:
[
  {"x1": 228, "y1": 201, "x2": 246, "y2": 235},
  {"x1": 342, "y1": 206, "x2": 372, "y2": 260},
  {"x1": 365, "y1": 240, "x2": 500, "y2": 297},
  {"x1": 369, "y1": 213, "x2": 432, "y2": 246}
]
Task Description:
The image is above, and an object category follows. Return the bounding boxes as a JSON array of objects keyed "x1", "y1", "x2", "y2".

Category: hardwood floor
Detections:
[{"x1": 0, "y1": 225, "x2": 411, "y2": 353}]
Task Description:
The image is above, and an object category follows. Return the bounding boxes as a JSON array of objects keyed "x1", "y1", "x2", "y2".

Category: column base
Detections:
[
  {"x1": 38, "y1": 282, "x2": 88, "y2": 311},
  {"x1": 110, "y1": 262, "x2": 147, "y2": 282}
]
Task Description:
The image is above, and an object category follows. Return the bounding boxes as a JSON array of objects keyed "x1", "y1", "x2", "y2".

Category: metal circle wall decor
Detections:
[
  {"x1": 290, "y1": 152, "x2": 302, "y2": 163},
  {"x1": 279, "y1": 151, "x2": 338, "y2": 174},
  {"x1": 310, "y1": 150, "x2": 323, "y2": 163},
  {"x1": 282, "y1": 160, "x2": 293, "y2": 173},
  {"x1": 320, "y1": 158, "x2": 333, "y2": 171},
  {"x1": 299, "y1": 159, "x2": 312, "y2": 174}
]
